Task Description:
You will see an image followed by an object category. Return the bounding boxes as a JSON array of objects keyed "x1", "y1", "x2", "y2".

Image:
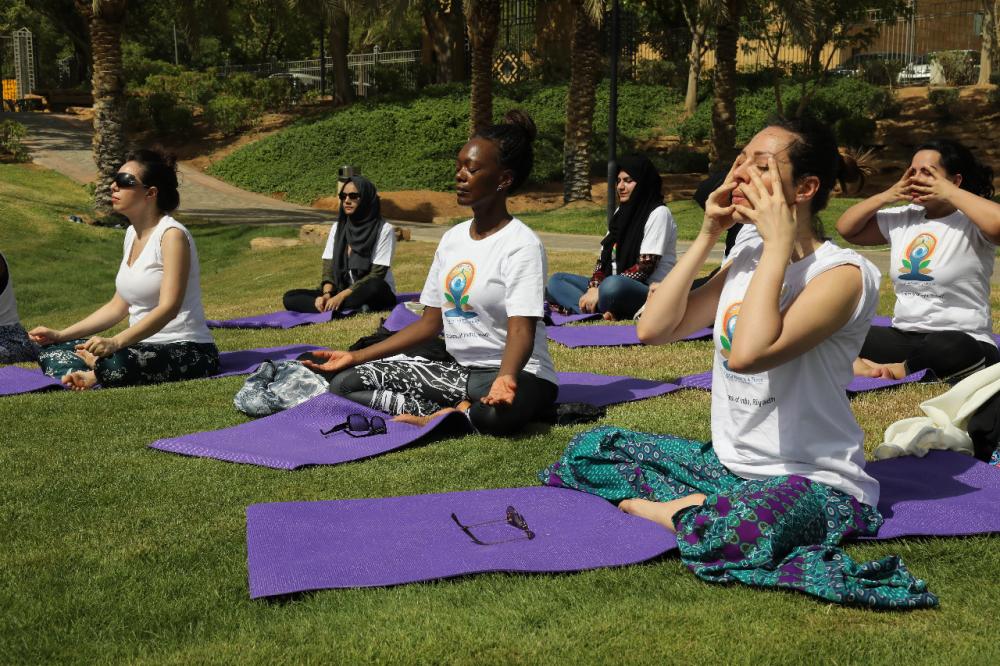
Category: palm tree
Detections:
[
  {"x1": 465, "y1": 0, "x2": 500, "y2": 134},
  {"x1": 563, "y1": 0, "x2": 603, "y2": 203},
  {"x1": 709, "y1": 0, "x2": 743, "y2": 171},
  {"x1": 74, "y1": 0, "x2": 128, "y2": 217}
]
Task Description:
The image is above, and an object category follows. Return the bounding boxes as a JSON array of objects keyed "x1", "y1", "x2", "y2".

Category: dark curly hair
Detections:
[{"x1": 471, "y1": 109, "x2": 537, "y2": 194}]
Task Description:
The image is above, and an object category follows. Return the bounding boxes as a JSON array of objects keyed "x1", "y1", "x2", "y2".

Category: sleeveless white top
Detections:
[
  {"x1": 115, "y1": 216, "x2": 214, "y2": 345},
  {"x1": 0, "y1": 252, "x2": 20, "y2": 327},
  {"x1": 711, "y1": 241, "x2": 882, "y2": 506}
]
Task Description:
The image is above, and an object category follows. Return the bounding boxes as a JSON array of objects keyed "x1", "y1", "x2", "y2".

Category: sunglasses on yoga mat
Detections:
[
  {"x1": 320, "y1": 413, "x2": 387, "y2": 438},
  {"x1": 338, "y1": 191, "x2": 362, "y2": 201},
  {"x1": 113, "y1": 173, "x2": 150, "y2": 189},
  {"x1": 451, "y1": 505, "x2": 535, "y2": 545}
]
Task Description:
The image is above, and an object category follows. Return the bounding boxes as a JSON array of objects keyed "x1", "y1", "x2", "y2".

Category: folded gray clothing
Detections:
[{"x1": 234, "y1": 360, "x2": 329, "y2": 417}]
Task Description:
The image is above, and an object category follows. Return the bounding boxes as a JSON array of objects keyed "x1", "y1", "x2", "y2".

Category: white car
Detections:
[{"x1": 897, "y1": 56, "x2": 931, "y2": 86}]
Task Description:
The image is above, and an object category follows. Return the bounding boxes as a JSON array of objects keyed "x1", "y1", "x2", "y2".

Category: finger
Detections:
[
  {"x1": 743, "y1": 166, "x2": 770, "y2": 205},
  {"x1": 709, "y1": 180, "x2": 739, "y2": 204},
  {"x1": 767, "y1": 156, "x2": 784, "y2": 203},
  {"x1": 733, "y1": 204, "x2": 758, "y2": 221}
]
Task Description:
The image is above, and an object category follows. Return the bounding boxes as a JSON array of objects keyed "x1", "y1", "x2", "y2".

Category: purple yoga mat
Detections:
[
  {"x1": 871, "y1": 315, "x2": 892, "y2": 327},
  {"x1": 150, "y1": 392, "x2": 469, "y2": 469},
  {"x1": 245, "y1": 485, "x2": 677, "y2": 597},
  {"x1": 867, "y1": 450, "x2": 1000, "y2": 539},
  {"x1": 548, "y1": 311, "x2": 600, "y2": 326},
  {"x1": 244, "y1": 452, "x2": 1000, "y2": 597},
  {"x1": 207, "y1": 293, "x2": 419, "y2": 329},
  {"x1": 0, "y1": 344, "x2": 324, "y2": 397},
  {"x1": 555, "y1": 371, "x2": 681, "y2": 406},
  {"x1": 546, "y1": 325, "x2": 712, "y2": 348}
]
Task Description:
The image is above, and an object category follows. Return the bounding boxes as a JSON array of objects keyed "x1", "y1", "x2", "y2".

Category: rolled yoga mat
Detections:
[
  {"x1": 207, "y1": 293, "x2": 419, "y2": 329},
  {"x1": 148, "y1": 371, "x2": 682, "y2": 469},
  {"x1": 0, "y1": 344, "x2": 325, "y2": 397},
  {"x1": 244, "y1": 450, "x2": 1000, "y2": 597},
  {"x1": 245, "y1": 485, "x2": 678, "y2": 598}
]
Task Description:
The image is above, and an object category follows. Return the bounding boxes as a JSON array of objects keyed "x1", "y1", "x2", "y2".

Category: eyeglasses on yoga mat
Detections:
[
  {"x1": 320, "y1": 414, "x2": 387, "y2": 438},
  {"x1": 113, "y1": 173, "x2": 150, "y2": 189},
  {"x1": 451, "y1": 505, "x2": 535, "y2": 546},
  {"x1": 338, "y1": 191, "x2": 362, "y2": 201}
]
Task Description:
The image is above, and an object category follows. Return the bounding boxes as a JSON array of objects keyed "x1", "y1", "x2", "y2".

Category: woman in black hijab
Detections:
[
  {"x1": 283, "y1": 175, "x2": 398, "y2": 313},
  {"x1": 546, "y1": 155, "x2": 677, "y2": 320}
]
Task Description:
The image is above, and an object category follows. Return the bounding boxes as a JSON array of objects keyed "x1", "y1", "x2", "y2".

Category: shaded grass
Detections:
[{"x1": 2, "y1": 164, "x2": 1000, "y2": 664}]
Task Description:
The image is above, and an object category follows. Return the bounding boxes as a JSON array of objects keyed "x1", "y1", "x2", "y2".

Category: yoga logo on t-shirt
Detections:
[
  {"x1": 898, "y1": 232, "x2": 937, "y2": 282},
  {"x1": 719, "y1": 301, "x2": 741, "y2": 363},
  {"x1": 443, "y1": 261, "x2": 478, "y2": 319}
]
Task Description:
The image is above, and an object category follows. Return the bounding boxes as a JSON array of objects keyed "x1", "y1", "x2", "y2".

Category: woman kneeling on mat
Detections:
[
  {"x1": 29, "y1": 150, "x2": 218, "y2": 389},
  {"x1": 546, "y1": 154, "x2": 677, "y2": 320},
  {"x1": 0, "y1": 250, "x2": 38, "y2": 363},
  {"x1": 283, "y1": 175, "x2": 398, "y2": 314},
  {"x1": 837, "y1": 139, "x2": 1000, "y2": 383},
  {"x1": 303, "y1": 110, "x2": 558, "y2": 436},
  {"x1": 541, "y1": 118, "x2": 937, "y2": 608}
]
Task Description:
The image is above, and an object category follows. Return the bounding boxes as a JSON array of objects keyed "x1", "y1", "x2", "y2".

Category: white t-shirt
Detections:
[
  {"x1": 876, "y1": 205, "x2": 995, "y2": 346},
  {"x1": 419, "y1": 218, "x2": 557, "y2": 385},
  {"x1": 711, "y1": 241, "x2": 882, "y2": 506},
  {"x1": 727, "y1": 224, "x2": 761, "y2": 258},
  {"x1": 115, "y1": 216, "x2": 214, "y2": 345},
  {"x1": 608, "y1": 205, "x2": 678, "y2": 283},
  {"x1": 322, "y1": 220, "x2": 397, "y2": 291},
  {"x1": 0, "y1": 251, "x2": 20, "y2": 327}
]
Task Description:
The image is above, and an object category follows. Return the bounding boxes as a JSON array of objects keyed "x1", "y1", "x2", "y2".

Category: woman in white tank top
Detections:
[
  {"x1": 0, "y1": 251, "x2": 38, "y2": 363},
  {"x1": 30, "y1": 150, "x2": 218, "y2": 390},
  {"x1": 540, "y1": 119, "x2": 937, "y2": 609}
]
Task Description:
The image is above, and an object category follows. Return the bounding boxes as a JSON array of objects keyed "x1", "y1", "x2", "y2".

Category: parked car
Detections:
[{"x1": 897, "y1": 55, "x2": 931, "y2": 86}]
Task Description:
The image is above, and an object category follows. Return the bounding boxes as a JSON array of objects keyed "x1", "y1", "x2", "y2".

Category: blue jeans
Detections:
[{"x1": 546, "y1": 272, "x2": 650, "y2": 320}]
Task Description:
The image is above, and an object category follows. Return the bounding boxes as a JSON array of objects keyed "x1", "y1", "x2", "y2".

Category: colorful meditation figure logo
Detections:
[
  {"x1": 719, "y1": 302, "x2": 741, "y2": 363},
  {"x1": 898, "y1": 232, "x2": 937, "y2": 281},
  {"x1": 443, "y1": 261, "x2": 478, "y2": 318}
]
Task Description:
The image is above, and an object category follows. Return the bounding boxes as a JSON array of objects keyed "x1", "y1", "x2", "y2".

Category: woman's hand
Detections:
[
  {"x1": 909, "y1": 164, "x2": 959, "y2": 207},
  {"x1": 28, "y1": 327, "x2": 64, "y2": 346},
  {"x1": 300, "y1": 349, "x2": 357, "y2": 374},
  {"x1": 578, "y1": 287, "x2": 600, "y2": 314},
  {"x1": 702, "y1": 167, "x2": 740, "y2": 237},
  {"x1": 75, "y1": 335, "x2": 121, "y2": 358},
  {"x1": 733, "y1": 157, "x2": 796, "y2": 251},
  {"x1": 314, "y1": 294, "x2": 331, "y2": 312},
  {"x1": 480, "y1": 374, "x2": 517, "y2": 407},
  {"x1": 327, "y1": 289, "x2": 351, "y2": 312},
  {"x1": 884, "y1": 167, "x2": 916, "y2": 204}
]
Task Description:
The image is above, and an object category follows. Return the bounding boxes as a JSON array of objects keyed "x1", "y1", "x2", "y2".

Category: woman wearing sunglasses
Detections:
[
  {"x1": 282, "y1": 176, "x2": 397, "y2": 314},
  {"x1": 304, "y1": 110, "x2": 558, "y2": 436},
  {"x1": 29, "y1": 149, "x2": 218, "y2": 390}
]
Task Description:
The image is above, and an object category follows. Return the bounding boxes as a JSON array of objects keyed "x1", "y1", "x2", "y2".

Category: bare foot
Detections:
[
  {"x1": 62, "y1": 370, "x2": 97, "y2": 391},
  {"x1": 74, "y1": 348, "x2": 98, "y2": 369},
  {"x1": 602, "y1": 311, "x2": 617, "y2": 321},
  {"x1": 619, "y1": 494, "x2": 708, "y2": 532},
  {"x1": 853, "y1": 357, "x2": 906, "y2": 379}
]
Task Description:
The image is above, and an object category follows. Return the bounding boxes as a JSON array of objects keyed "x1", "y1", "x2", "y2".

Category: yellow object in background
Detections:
[{"x1": 1, "y1": 79, "x2": 17, "y2": 101}]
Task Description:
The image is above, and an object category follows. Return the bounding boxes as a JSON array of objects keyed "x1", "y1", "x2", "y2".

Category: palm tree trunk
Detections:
[
  {"x1": 710, "y1": 0, "x2": 742, "y2": 171},
  {"x1": 329, "y1": 4, "x2": 354, "y2": 104},
  {"x1": 563, "y1": 1, "x2": 602, "y2": 203},
  {"x1": 467, "y1": 0, "x2": 500, "y2": 135},
  {"x1": 75, "y1": 0, "x2": 128, "y2": 217}
]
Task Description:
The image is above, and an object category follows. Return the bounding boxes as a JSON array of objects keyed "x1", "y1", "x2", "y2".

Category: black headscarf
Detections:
[
  {"x1": 600, "y1": 155, "x2": 664, "y2": 276},
  {"x1": 330, "y1": 175, "x2": 386, "y2": 290}
]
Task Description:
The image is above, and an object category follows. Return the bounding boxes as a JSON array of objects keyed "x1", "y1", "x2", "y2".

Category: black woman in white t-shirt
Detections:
[
  {"x1": 539, "y1": 118, "x2": 936, "y2": 608},
  {"x1": 303, "y1": 111, "x2": 558, "y2": 436},
  {"x1": 837, "y1": 139, "x2": 1000, "y2": 383},
  {"x1": 29, "y1": 150, "x2": 218, "y2": 390}
]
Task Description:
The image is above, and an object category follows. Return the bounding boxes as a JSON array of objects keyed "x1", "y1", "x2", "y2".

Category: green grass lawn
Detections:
[{"x1": 2, "y1": 163, "x2": 999, "y2": 664}]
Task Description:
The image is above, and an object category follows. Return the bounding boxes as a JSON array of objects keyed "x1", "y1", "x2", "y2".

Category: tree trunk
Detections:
[
  {"x1": 683, "y1": 29, "x2": 705, "y2": 117},
  {"x1": 468, "y1": 0, "x2": 500, "y2": 135},
  {"x1": 978, "y1": 0, "x2": 997, "y2": 85},
  {"x1": 710, "y1": 0, "x2": 743, "y2": 171},
  {"x1": 563, "y1": 1, "x2": 601, "y2": 203},
  {"x1": 329, "y1": 5, "x2": 354, "y2": 105},
  {"x1": 423, "y1": 0, "x2": 467, "y2": 83},
  {"x1": 75, "y1": 0, "x2": 128, "y2": 217}
]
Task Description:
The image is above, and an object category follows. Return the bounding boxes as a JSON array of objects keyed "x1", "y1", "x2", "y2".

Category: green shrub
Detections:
[
  {"x1": 633, "y1": 58, "x2": 682, "y2": 87},
  {"x1": 0, "y1": 120, "x2": 30, "y2": 162},
  {"x1": 125, "y1": 96, "x2": 151, "y2": 131},
  {"x1": 931, "y1": 51, "x2": 977, "y2": 85},
  {"x1": 207, "y1": 94, "x2": 261, "y2": 136},
  {"x1": 834, "y1": 116, "x2": 877, "y2": 146},
  {"x1": 122, "y1": 42, "x2": 181, "y2": 88},
  {"x1": 141, "y1": 70, "x2": 218, "y2": 107},
  {"x1": 221, "y1": 72, "x2": 260, "y2": 99},
  {"x1": 859, "y1": 59, "x2": 903, "y2": 86},
  {"x1": 253, "y1": 76, "x2": 297, "y2": 112},
  {"x1": 928, "y1": 87, "x2": 959, "y2": 118},
  {"x1": 144, "y1": 92, "x2": 195, "y2": 135},
  {"x1": 654, "y1": 145, "x2": 709, "y2": 173}
]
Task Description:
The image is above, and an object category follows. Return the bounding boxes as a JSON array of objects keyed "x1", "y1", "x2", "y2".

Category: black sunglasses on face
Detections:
[
  {"x1": 338, "y1": 191, "x2": 362, "y2": 201},
  {"x1": 320, "y1": 413, "x2": 387, "y2": 438},
  {"x1": 113, "y1": 173, "x2": 150, "y2": 189}
]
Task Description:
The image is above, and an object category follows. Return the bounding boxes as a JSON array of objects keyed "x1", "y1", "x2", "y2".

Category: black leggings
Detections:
[
  {"x1": 327, "y1": 360, "x2": 558, "y2": 436},
  {"x1": 859, "y1": 326, "x2": 1000, "y2": 383},
  {"x1": 282, "y1": 278, "x2": 396, "y2": 313}
]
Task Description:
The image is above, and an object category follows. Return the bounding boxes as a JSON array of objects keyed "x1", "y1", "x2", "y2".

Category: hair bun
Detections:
[{"x1": 503, "y1": 109, "x2": 537, "y2": 143}]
